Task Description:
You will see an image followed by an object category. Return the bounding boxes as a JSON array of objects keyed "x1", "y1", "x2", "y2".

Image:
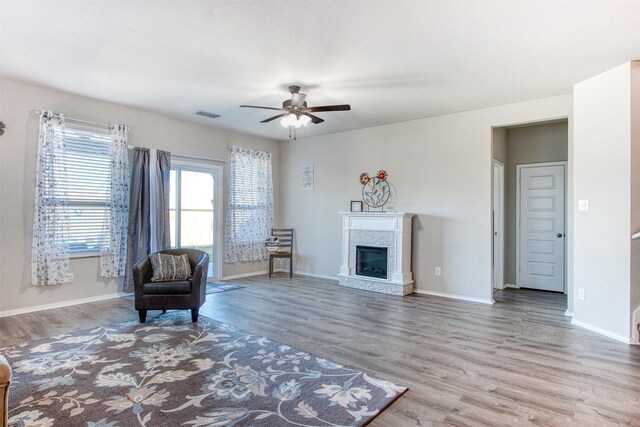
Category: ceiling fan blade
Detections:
[
  {"x1": 240, "y1": 105, "x2": 284, "y2": 111},
  {"x1": 307, "y1": 104, "x2": 351, "y2": 112},
  {"x1": 303, "y1": 112, "x2": 324, "y2": 124},
  {"x1": 260, "y1": 114, "x2": 287, "y2": 123}
]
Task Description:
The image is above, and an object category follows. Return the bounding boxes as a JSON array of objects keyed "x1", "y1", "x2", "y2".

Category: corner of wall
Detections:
[{"x1": 572, "y1": 61, "x2": 633, "y2": 341}]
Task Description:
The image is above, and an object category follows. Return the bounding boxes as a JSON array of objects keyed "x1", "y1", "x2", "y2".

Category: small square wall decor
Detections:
[{"x1": 350, "y1": 201, "x2": 363, "y2": 212}]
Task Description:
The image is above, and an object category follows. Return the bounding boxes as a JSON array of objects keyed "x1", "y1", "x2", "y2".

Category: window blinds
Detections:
[{"x1": 61, "y1": 127, "x2": 112, "y2": 254}]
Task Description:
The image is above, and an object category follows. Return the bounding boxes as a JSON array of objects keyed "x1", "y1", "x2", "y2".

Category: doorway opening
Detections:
[
  {"x1": 492, "y1": 120, "x2": 569, "y2": 308},
  {"x1": 169, "y1": 161, "x2": 223, "y2": 280}
]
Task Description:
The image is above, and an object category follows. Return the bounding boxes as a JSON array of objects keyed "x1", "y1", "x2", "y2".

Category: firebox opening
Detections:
[{"x1": 356, "y1": 245, "x2": 388, "y2": 279}]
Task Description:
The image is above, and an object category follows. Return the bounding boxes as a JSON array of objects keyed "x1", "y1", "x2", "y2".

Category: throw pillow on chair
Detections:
[{"x1": 149, "y1": 253, "x2": 192, "y2": 282}]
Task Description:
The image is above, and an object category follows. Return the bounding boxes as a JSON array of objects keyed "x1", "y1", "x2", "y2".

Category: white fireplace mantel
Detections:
[{"x1": 338, "y1": 212, "x2": 414, "y2": 296}]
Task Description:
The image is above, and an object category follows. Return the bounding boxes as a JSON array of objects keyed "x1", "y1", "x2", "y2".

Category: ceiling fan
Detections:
[{"x1": 240, "y1": 85, "x2": 350, "y2": 138}]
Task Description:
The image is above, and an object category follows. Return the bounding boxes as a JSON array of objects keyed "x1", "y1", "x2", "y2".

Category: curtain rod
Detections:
[
  {"x1": 32, "y1": 110, "x2": 111, "y2": 129},
  {"x1": 128, "y1": 148, "x2": 228, "y2": 164},
  {"x1": 126, "y1": 149, "x2": 228, "y2": 164},
  {"x1": 171, "y1": 152, "x2": 228, "y2": 163}
]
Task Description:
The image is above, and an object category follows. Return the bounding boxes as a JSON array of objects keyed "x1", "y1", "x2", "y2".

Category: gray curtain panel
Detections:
[
  {"x1": 154, "y1": 150, "x2": 171, "y2": 251},
  {"x1": 124, "y1": 147, "x2": 150, "y2": 292}
]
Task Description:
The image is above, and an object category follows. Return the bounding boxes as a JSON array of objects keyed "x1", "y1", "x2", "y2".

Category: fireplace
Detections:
[
  {"x1": 339, "y1": 212, "x2": 414, "y2": 296},
  {"x1": 356, "y1": 246, "x2": 388, "y2": 279}
]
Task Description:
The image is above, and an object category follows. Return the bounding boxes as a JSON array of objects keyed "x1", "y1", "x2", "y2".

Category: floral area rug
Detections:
[
  {"x1": 206, "y1": 282, "x2": 244, "y2": 294},
  {"x1": 2, "y1": 312, "x2": 406, "y2": 426}
]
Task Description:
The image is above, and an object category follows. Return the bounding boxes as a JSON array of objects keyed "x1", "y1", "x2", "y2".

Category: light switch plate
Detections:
[{"x1": 579, "y1": 200, "x2": 590, "y2": 211}]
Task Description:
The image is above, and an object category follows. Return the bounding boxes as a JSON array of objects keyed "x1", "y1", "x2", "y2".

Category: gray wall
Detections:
[
  {"x1": 492, "y1": 127, "x2": 507, "y2": 164},
  {"x1": 280, "y1": 95, "x2": 571, "y2": 303},
  {"x1": 0, "y1": 78, "x2": 281, "y2": 313},
  {"x1": 504, "y1": 121, "x2": 568, "y2": 285}
]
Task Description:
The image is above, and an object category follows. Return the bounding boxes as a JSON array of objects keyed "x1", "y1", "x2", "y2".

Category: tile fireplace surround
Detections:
[{"x1": 338, "y1": 212, "x2": 414, "y2": 296}]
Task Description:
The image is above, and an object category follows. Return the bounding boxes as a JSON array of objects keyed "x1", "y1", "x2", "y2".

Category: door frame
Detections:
[
  {"x1": 515, "y1": 161, "x2": 567, "y2": 293},
  {"x1": 492, "y1": 160, "x2": 505, "y2": 290},
  {"x1": 170, "y1": 159, "x2": 224, "y2": 281}
]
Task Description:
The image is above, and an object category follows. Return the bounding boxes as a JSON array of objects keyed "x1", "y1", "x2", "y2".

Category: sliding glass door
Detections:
[{"x1": 169, "y1": 163, "x2": 222, "y2": 279}]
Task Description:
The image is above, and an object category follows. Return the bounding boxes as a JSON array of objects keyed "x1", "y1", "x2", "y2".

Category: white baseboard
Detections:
[
  {"x1": 571, "y1": 319, "x2": 630, "y2": 344},
  {"x1": 222, "y1": 269, "x2": 337, "y2": 282},
  {"x1": 293, "y1": 271, "x2": 339, "y2": 281},
  {"x1": 564, "y1": 310, "x2": 574, "y2": 317},
  {"x1": 413, "y1": 289, "x2": 494, "y2": 305},
  {"x1": 222, "y1": 270, "x2": 268, "y2": 280},
  {"x1": 504, "y1": 283, "x2": 520, "y2": 289},
  {"x1": 267, "y1": 269, "x2": 338, "y2": 281},
  {"x1": 0, "y1": 292, "x2": 130, "y2": 318}
]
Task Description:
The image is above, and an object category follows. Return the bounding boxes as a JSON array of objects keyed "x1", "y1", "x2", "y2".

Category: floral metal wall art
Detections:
[{"x1": 360, "y1": 169, "x2": 390, "y2": 210}]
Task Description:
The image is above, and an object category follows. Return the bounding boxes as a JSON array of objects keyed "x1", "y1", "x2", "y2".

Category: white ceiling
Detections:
[{"x1": 1, "y1": 1, "x2": 639, "y2": 141}]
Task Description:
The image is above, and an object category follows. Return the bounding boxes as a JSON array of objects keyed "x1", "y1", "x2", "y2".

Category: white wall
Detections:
[
  {"x1": 631, "y1": 62, "x2": 640, "y2": 332},
  {"x1": 280, "y1": 95, "x2": 571, "y2": 302},
  {"x1": 572, "y1": 62, "x2": 637, "y2": 341},
  {"x1": 0, "y1": 78, "x2": 280, "y2": 314}
]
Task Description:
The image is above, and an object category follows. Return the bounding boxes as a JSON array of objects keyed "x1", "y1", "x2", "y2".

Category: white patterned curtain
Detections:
[
  {"x1": 100, "y1": 124, "x2": 130, "y2": 277},
  {"x1": 32, "y1": 111, "x2": 73, "y2": 286},
  {"x1": 225, "y1": 146, "x2": 274, "y2": 263}
]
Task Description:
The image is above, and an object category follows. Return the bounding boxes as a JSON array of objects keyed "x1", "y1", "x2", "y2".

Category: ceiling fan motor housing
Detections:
[{"x1": 282, "y1": 99, "x2": 308, "y2": 111}]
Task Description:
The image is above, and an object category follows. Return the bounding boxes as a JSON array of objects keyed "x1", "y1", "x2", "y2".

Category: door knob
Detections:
[{"x1": 557, "y1": 233, "x2": 563, "y2": 238}]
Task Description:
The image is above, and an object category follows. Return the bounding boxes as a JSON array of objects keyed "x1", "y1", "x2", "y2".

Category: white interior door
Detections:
[
  {"x1": 493, "y1": 161, "x2": 504, "y2": 290},
  {"x1": 518, "y1": 164, "x2": 565, "y2": 292}
]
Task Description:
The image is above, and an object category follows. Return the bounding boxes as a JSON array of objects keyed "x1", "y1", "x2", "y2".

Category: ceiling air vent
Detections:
[{"x1": 196, "y1": 110, "x2": 221, "y2": 119}]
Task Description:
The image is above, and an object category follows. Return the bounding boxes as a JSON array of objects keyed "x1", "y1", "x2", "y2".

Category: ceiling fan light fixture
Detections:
[
  {"x1": 280, "y1": 113, "x2": 298, "y2": 128},
  {"x1": 299, "y1": 115, "x2": 311, "y2": 127},
  {"x1": 280, "y1": 113, "x2": 295, "y2": 128}
]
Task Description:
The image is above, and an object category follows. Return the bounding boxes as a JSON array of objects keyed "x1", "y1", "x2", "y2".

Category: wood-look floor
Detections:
[{"x1": 2, "y1": 275, "x2": 640, "y2": 426}]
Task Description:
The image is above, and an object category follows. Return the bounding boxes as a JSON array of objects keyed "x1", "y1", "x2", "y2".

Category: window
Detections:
[
  {"x1": 33, "y1": 111, "x2": 129, "y2": 285},
  {"x1": 225, "y1": 147, "x2": 274, "y2": 263},
  {"x1": 62, "y1": 125, "x2": 112, "y2": 254}
]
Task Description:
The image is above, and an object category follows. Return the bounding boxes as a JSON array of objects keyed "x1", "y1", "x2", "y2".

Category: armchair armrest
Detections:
[
  {"x1": 191, "y1": 253, "x2": 210, "y2": 288},
  {"x1": 190, "y1": 253, "x2": 210, "y2": 306},
  {"x1": 0, "y1": 354, "x2": 11, "y2": 427},
  {"x1": 133, "y1": 256, "x2": 153, "y2": 282},
  {"x1": 133, "y1": 257, "x2": 152, "y2": 307}
]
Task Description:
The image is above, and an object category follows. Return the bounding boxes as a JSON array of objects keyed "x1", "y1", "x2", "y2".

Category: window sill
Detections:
[{"x1": 70, "y1": 253, "x2": 100, "y2": 260}]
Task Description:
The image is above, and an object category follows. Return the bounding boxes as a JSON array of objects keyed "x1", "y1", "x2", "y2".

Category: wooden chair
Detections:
[{"x1": 269, "y1": 228, "x2": 294, "y2": 278}]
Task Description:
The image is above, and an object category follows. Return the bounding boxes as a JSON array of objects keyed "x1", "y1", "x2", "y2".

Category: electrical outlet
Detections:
[
  {"x1": 578, "y1": 288, "x2": 585, "y2": 300},
  {"x1": 435, "y1": 267, "x2": 442, "y2": 277}
]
